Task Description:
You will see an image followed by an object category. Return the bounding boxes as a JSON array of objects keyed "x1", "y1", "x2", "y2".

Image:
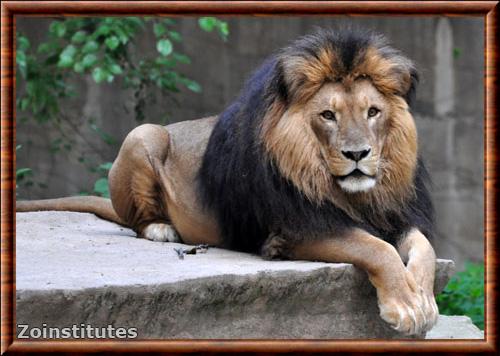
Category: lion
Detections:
[{"x1": 17, "y1": 29, "x2": 438, "y2": 336}]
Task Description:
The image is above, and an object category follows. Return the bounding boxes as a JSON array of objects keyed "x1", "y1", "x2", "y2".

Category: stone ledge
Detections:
[
  {"x1": 425, "y1": 315, "x2": 483, "y2": 339},
  {"x1": 16, "y1": 211, "x2": 456, "y2": 339}
]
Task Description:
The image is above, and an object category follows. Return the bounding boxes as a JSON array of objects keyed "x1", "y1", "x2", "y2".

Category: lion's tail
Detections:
[{"x1": 16, "y1": 196, "x2": 126, "y2": 227}]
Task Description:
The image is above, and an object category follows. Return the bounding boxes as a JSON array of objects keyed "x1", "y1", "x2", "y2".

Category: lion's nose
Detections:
[{"x1": 342, "y1": 148, "x2": 371, "y2": 162}]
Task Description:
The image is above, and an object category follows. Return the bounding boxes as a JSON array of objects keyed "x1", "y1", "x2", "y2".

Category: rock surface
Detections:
[
  {"x1": 16, "y1": 211, "x2": 456, "y2": 339},
  {"x1": 425, "y1": 315, "x2": 484, "y2": 339}
]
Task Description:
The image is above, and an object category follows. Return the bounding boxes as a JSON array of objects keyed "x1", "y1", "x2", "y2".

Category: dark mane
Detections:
[{"x1": 197, "y1": 29, "x2": 433, "y2": 254}]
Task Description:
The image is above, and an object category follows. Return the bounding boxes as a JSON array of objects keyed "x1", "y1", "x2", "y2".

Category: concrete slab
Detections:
[
  {"x1": 426, "y1": 315, "x2": 484, "y2": 339},
  {"x1": 16, "y1": 211, "x2": 456, "y2": 339}
]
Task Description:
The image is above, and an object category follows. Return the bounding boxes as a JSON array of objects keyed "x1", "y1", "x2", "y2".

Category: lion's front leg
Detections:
[
  {"x1": 260, "y1": 231, "x2": 291, "y2": 260},
  {"x1": 397, "y1": 229, "x2": 439, "y2": 330},
  {"x1": 285, "y1": 229, "x2": 431, "y2": 335}
]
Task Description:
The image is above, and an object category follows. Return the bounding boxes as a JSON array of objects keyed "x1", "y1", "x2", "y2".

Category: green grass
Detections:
[{"x1": 436, "y1": 262, "x2": 484, "y2": 330}]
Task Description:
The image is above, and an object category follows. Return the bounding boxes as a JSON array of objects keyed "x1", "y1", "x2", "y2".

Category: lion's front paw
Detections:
[
  {"x1": 421, "y1": 290, "x2": 439, "y2": 331},
  {"x1": 377, "y1": 270, "x2": 437, "y2": 335},
  {"x1": 261, "y1": 232, "x2": 290, "y2": 260}
]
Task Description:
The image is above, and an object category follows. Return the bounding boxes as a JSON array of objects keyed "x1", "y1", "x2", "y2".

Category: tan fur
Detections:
[
  {"x1": 262, "y1": 103, "x2": 334, "y2": 202},
  {"x1": 281, "y1": 46, "x2": 340, "y2": 104},
  {"x1": 355, "y1": 47, "x2": 412, "y2": 96},
  {"x1": 17, "y1": 119, "x2": 221, "y2": 246},
  {"x1": 108, "y1": 120, "x2": 221, "y2": 246},
  {"x1": 282, "y1": 45, "x2": 413, "y2": 102},
  {"x1": 16, "y1": 196, "x2": 124, "y2": 225}
]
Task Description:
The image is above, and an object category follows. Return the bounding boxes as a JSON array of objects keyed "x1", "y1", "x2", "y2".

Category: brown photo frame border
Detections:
[{"x1": 1, "y1": 1, "x2": 498, "y2": 354}]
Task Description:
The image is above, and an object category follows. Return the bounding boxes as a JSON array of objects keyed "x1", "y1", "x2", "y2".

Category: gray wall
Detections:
[{"x1": 16, "y1": 17, "x2": 484, "y2": 268}]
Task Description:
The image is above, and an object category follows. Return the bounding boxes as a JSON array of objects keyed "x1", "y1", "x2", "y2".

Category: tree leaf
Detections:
[
  {"x1": 17, "y1": 36, "x2": 30, "y2": 51},
  {"x1": 50, "y1": 21, "x2": 67, "y2": 38},
  {"x1": 93, "y1": 177, "x2": 110, "y2": 197},
  {"x1": 219, "y1": 22, "x2": 229, "y2": 39},
  {"x1": 156, "y1": 39, "x2": 173, "y2": 56},
  {"x1": 82, "y1": 40, "x2": 99, "y2": 53},
  {"x1": 92, "y1": 67, "x2": 108, "y2": 83},
  {"x1": 162, "y1": 18, "x2": 176, "y2": 26},
  {"x1": 184, "y1": 79, "x2": 201, "y2": 93},
  {"x1": 105, "y1": 36, "x2": 120, "y2": 50},
  {"x1": 38, "y1": 42, "x2": 57, "y2": 54},
  {"x1": 71, "y1": 31, "x2": 87, "y2": 44},
  {"x1": 57, "y1": 45, "x2": 77, "y2": 68},
  {"x1": 82, "y1": 53, "x2": 98, "y2": 68},
  {"x1": 95, "y1": 24, "x2": 111, "y2": 37},
  {"x1": 172, "y1": 53, "x2": 191, "y2": 64},
  {"x1": 153, "y1": 23, "x2": 166, "y2": 37},
  {"x1": 98, "y1": 162, "x2": 113, "y2": 171},
  {"x1": 108, "y1": 63, "x2": 123, "y2": 75},
  {"x1": 21, "y1": 98, "x2": 30, "y2": 110},
  {"x1": 16, "y1": 50, "x2": 27, "y2": 77},
  {"x1": 198, "y1": 17, "x2": 217, "y2": 32},
  {"x1": 16, "y1": 168, "x2": 32, "y2": 178},
  {"x1": 168, "y1": 31, "x2": 182, "y2": 42},
  {"x1": 73, "y1": 62, "x2": 84, "y2": 73}
]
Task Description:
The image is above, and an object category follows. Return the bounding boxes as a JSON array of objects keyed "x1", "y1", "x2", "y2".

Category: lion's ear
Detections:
[
  {"x1": 276, "y1": 57, "x2": 305, "y2": 103},
  {"x1": 403, "y1": 67, "x2": 419, "y2": 108},
  {"x1": 385, "y1": 54, "x2": 419, "y2": 105},
  {"x1": 277, "y1": 55, "x2": 332, "y2": 105},
  {"x1": 272, "y1": 61, "x2": 290, "y2": 103}
]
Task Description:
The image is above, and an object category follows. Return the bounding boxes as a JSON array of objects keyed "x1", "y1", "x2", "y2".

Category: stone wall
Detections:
[{"x1": 16, "y1": 16, "x2": 484, "y2": 268}]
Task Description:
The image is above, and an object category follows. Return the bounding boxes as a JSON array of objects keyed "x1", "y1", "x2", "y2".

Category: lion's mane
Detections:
[{"x1": 198, "y1": 29, "x2": 434, "y2": 253}]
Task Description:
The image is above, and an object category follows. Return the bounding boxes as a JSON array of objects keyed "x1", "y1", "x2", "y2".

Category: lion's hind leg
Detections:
[{"x1": 109, "y1": 124, "x2": 179, "y2": 242}]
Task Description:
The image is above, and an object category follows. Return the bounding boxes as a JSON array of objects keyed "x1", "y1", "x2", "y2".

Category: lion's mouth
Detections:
[
  {"x1": 335, "y1": 169, "x2": 377, "y2": 193},
  {"x1": 336, "y1": 168, "x2": 375, "y2": 181}
]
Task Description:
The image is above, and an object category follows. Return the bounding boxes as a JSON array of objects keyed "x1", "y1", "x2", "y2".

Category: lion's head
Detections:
[{"x1": 261, "y1": 29, "x2": 419, "y2": 214}]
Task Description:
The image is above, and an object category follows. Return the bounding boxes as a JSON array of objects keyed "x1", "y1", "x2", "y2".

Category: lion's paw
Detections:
[
  {"x1": 377, "y1": 270, "x2": 437, "y2": 335},
  {"x1": 261, "y1": 233, "x2": 290, "y2": 260},
  {"x1": 421, "y1": 290, "x2": 439, "y2": 331},
  {"x1": 143, "y1": 223, "x2": 180, "y2": 242}
]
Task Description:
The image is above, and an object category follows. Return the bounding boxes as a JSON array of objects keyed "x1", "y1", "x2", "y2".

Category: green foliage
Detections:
[
  {"x1": 93, "y1": 178, "x2": 109, "y2": 197},
  {"x1": 16, "y1": 17, "x2": 229, "y2": 197},
  {"x1": 198, "y1": 17, "x2": 229, "y2": 41},
  {"x1": 92, "y1": 162, "x2": 112, "y2": 198},
  {"x1": 16, "y1": 17, "x2": 229, "y2": 124},
  {"x1": 78, "y1": 162, "x2": 112, "y2": 198},
  {"x1": 16, "y1": 145, "x2": 32, "y2": 195},
  {"x1": 436, "y1": 262, "x2": 484, "y2": 329}
]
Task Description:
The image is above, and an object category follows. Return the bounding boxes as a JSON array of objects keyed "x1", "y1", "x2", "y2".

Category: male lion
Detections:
[{"x1": 18, "y1": 29, "x2": 438, "y2": 335}]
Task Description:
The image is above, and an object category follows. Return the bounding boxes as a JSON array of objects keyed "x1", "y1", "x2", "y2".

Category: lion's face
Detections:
[
  {"x1": 263, "y1": 76, "x2": 418, "y2": 204},
  {"x1": 306, "y1": 79, "x2": 389, "y2": 193},
  {"x1": 262, "y1": 31, "x2": 419, "y2": 206}
]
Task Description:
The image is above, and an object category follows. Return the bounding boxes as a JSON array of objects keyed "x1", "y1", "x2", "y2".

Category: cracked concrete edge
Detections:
[
  {"x1": 17, "y1": 260, "x2": 454, "y2": 339},
  {"x1": 16, "y1": 266, "x2": 405, "y2": 339}
]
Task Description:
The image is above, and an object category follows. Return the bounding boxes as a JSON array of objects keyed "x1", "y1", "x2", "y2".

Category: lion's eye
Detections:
[
  {"x1": 320, "y1": 110, "x2": 336, "y2": 121},
  {"x1": 367, "y1": 107, "x2": 380, "y2": 118}
]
